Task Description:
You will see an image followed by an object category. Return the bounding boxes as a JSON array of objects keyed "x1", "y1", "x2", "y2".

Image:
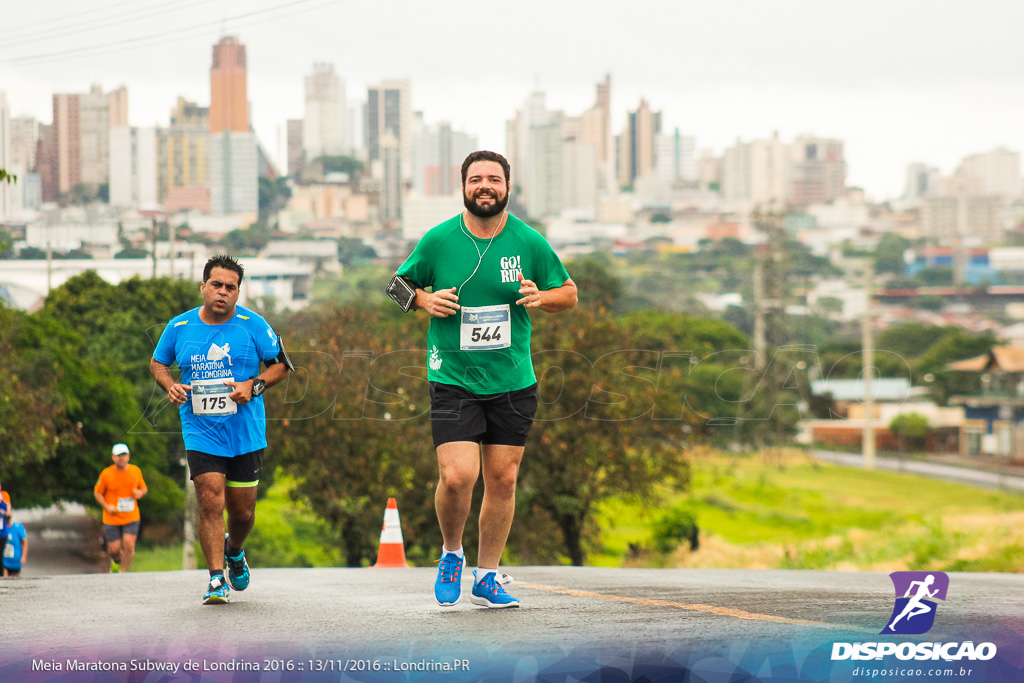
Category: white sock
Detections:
[
  {"x1": 474, "y1": 568, "x2": 496, "y2": 584},
  {"x1": 443, "y1": 545, "x2": 464, "y2": 560}
]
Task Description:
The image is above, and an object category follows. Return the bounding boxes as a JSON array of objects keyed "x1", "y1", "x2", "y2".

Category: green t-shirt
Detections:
[{"x1": 397, "y1": 213, "x2": 570, "y2": 394}]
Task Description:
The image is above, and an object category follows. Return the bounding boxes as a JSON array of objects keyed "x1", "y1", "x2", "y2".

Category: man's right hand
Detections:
[
  {"x1": 167, "y1": 383, "x2": 192, "y2": 406},
  {"x1": 418, "y1": 287, "x2": 460, "y2": 318}
]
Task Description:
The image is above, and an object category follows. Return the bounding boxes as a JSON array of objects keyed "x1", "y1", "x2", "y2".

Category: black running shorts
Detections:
[
  {"x1": 429, "y1": 382, "x2": 539, "y2": 448},
  {"x1": 104, "y1": 521, "x2": 141, "y2": 543},
  {"x1": 187, "y1": 449, "x2": 264, "y2": 487}
]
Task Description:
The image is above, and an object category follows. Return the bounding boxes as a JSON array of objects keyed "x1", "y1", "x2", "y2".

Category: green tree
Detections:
[
  {"x1": 875, "y1": 232, "x2": 911, "y2": 276},
  {"x1": 258, "y1": 176, "x2": 292, "y2": 220},
  {"x1": 890, "y1": 412, "x2": 930, "y2": 451},
  {"x1": 0, "y1": 169, "x2": 16, "y2": 184},
  {"x1": 18, "y1": 247, "x2": 46, "y2": 259},
  {"x1": 311, "y1": 155, "x2": 364, "y2": 177},
  {"x1": 115, "y1": 247, "x2": 149, "y2": 259},
  {"x1": 223, "y1": 223, "x2": 273, "y2": 254}
]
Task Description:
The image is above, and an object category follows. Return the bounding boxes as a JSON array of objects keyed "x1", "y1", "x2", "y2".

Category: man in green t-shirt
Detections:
[{"x1": 396, "y1": 150, "x2": 577, "y2": 609}]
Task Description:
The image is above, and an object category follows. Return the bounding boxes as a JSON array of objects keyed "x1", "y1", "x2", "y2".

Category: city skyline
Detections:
[{"x1": 1, "y1": 0, "x2": 1023, "y2": 199}]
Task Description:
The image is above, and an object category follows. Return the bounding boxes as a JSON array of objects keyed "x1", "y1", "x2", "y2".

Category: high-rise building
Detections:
[
  {"x1": 208, "y1": 36, "x2": 257, "y2": 215},
  {"x1": 110, "y1": 126, "x2": 157, "y2": 208},
  {"x1": 210, "y1": 37, "x2": 248, "y2": 134},
  {"x1": 506, "y1": 91, "x2": 568, "y2": 219},
  {"x1": 617, "y1": 99, "x2": 661, "y2": 188},
  {"x1": 0, "y1": 93, "x2": 11, "y2": 221},
  {"x1": 655, "y1": 128, "x2": 696, "y2": 185},
  {"x1": 304, "y1": 63, "x2": 348, "y2": 160},
  {"x1": 954, "y1": 148, "x2": 1022, "y2": 202},
  {"x1": 923, "y1": 195, "x2": 1002, "y2": 243},
  {"x1": 412, "y1": 120, "x2": 477, "y2": 196},
  {"x1": 52, "y1": 84, "x2": 127, "y2": 195},
  {"x1": 366, "y1": 80, "x2": 412, "y2": 180},
  {"x1": 904, "y1": 162, "x2": 941, "y2": 202},
  {"x1": 37, "y1": 124, "x2": 58, "y2": 203},
  {"x1": 159, "y1": 97, "x2": 210, "y2": 213},
  {"x1": 380, "y1": 134, "x2": 402, "y2": 224},
  {"x1": 788, "y1": 135, "x2": 846, "y2": 206},
  {"x1": 287, "y1": 119, "x2": 304, "y2": 180},
  {"x1": 721, "y1": 134, "x2": 789, "y2": 209},
  {"x1": 10, "y1": 116, "x2": 39, "y2": 173}
]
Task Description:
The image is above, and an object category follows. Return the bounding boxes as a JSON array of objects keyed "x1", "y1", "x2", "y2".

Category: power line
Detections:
[
  {"x1": 0, "y1": 0, "x2": 345, "y2": 66},
  {"x1": 5, "y1": 0, "x2": 160, "y2": 37},
  {"x1": 4, "y1": 0, "x2": 212, "y2": 50}
]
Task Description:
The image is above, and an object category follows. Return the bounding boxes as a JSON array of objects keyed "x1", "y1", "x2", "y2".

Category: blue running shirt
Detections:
[{"x1": 153, "y1": 305, "x2": 280, "y2": 457}]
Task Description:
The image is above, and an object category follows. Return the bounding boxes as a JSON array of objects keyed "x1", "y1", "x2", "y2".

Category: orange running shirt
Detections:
[{"x1": 94, "y1": 465, "x2": 146, "y2": 525}]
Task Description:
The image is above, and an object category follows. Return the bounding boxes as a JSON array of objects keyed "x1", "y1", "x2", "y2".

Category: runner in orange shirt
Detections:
[
  {"x1": 93, "y1": 444, "x2": 147, "y2": 573},
  {"x1": 0, "y1": 482, "x2": 11, "y2": 569}
]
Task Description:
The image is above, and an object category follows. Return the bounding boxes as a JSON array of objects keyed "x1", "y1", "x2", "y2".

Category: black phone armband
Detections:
[{"x1": 387, "y1": 274, "x2": 417, "y2": 312}]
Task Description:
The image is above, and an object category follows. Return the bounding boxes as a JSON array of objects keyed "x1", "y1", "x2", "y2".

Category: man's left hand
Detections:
[
  {"x1": 224, "y1": 379, "x2": 253, "y2": 404},
  {"x1": 516, "y1": 273, "x2": 543, "y2": 308}
]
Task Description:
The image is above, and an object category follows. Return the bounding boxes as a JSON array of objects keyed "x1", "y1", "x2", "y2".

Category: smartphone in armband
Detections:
[{"x1": 386, "y1": 274, "x2": 417, "y2": 312}]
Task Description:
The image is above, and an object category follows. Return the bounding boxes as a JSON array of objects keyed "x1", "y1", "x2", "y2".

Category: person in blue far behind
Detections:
[{"x1": 150, "y1": 255, "x2": 294, "y2": 604}]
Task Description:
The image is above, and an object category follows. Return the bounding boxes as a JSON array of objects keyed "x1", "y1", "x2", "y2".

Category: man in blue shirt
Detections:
[
  {"x1": 2, "y1": 510, "x2": 26, "y2": 578},
  {"x1": 151, "y1": 255, "x2": 293, "y2": 604}
]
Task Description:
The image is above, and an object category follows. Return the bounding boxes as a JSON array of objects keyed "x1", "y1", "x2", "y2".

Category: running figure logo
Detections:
[
  {"x1": 207, "y1": 342, "x2": 233, "y2": 366},
  {"x1": 881, "y1": 571, "x2": 949, "y2": 635}
]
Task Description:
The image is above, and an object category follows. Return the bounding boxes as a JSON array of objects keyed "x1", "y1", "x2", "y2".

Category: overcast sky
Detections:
[{"x1": 2, "y1": 0, "x2": 1022, "y2": 199}]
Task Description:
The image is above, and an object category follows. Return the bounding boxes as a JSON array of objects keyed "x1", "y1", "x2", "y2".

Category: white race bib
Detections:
[
  {"x1": 3, "y1": 543, "x2": 13, "y2": 559},
  {"x1": 117, "y1": 497, "x2": 136, "y2": 513},
  {"x1": 191, "y1": 378, "x2": 238, "y2": 416},
  {"x1": 460, "y1": 304, "x2": 512, "y2": 351}
]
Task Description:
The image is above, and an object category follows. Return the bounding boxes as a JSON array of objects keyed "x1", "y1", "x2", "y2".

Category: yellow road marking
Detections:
[{"x1": 517, "y1": 582, "x2": 871, "y2": 632}]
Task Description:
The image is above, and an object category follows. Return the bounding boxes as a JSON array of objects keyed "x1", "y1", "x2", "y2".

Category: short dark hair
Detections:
[
  {"x1": 461, "y1": 151, "x2": 511, "y2": 186},
  {"x1": 203, "y1": 255, "x2": 244, "y2": 283}
]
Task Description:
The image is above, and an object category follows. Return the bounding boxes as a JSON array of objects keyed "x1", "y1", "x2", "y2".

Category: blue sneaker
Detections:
[
  {"x1": 203, "y1": 575, "x2": 230, "y2": 605},
  {"x1": 224, "y1": 535, "x2": 250, "y2": 591},
  {"x1": 471, "y1": 572, "x2": 520, "y2": 608},
  {"x1": 434, "y1": 552, "x2": 464, "y2": 606}
]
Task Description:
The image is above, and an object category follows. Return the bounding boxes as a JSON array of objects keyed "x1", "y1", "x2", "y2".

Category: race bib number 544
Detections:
[
  {"x1": 460, "y1": 305, "x2": 512, "y2": 351},
  {"x1": 191, "y1": 378, "x2": 238, "y2": 416}
]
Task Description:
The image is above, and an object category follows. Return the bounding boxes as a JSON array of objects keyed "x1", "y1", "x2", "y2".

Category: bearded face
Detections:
[{"x1": 462, "y1": 160, "x2": 510, "y2": 218}]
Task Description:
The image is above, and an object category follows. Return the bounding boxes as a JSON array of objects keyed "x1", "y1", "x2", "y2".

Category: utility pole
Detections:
[
  {"x1": 182, "y1": 458, "x2": 196, "y2": 570},
  {"x1": 861, "y1": 260, "x2": 876, "y2": 470},
  {"x1": 46, "y1": 241, "x2": 52, "y2": 293},
  {"x1": 753, "y1": 261, "x2": 766, "y2": 371},
  {"x1": 151, "y1": 217, "x2": 158, "y2": 279},
  {"x1": 168, "y1": 219, "x2": 175, "y2": 280}
]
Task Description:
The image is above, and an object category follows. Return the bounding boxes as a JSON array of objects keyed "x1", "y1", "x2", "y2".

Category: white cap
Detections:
[{"x1": 112, "y1": 443, "x2": 130, "y2": 456}]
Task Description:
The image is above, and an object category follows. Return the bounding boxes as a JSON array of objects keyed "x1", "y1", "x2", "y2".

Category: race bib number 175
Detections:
[{"x1": 191, "y1": 379, "x2": 238, "y2": 416}]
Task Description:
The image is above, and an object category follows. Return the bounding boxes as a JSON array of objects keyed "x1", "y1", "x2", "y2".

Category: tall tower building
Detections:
[
  {"x1": 788, "y1": 135, "x2": 846, "y2": 206},
  {"x1": 159, "y1": 97, "x2": 210, "y2": 212},
  {"x1": 52, "y1": 84, "x2": 126, "y2": 195},
  {"x1": 0, "y1": 93, "x2": 12, "y2": 221},
  {"x1": 208, "y1": 36, "x2": 257, "y2": 215},
  {"x1": 287, "y1": 119, "x2": 304, "y2": 180},
  {"x1": 722, "y1": 134, "x2": 789, "y2": 209},
  {"x1": 366, "y1": 80, "x2": 412, "y2": 180},
  {"x1": 954, "y1": 148, "x2": 1022, "y2": 202},
  {"x1": 210, "y1": 36, "x2": 248, "y2": 134},
  {"x1": 617, "y1": 99, "x2": 661, "y2": 188},
  {"x1": 413, "y1": 120, "x2": 477, "y2": 196},
  {"x1": 304, "y1": 63, "x2": 347, "y2": 160}
]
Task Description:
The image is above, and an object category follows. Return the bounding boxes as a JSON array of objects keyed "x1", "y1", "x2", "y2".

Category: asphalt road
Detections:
[
  {"x1": 3, "y1": 567, "x2": 1021, "y2": 656},
  {"x1": 810, "y1": 450, "x2": 1024, "y2": 492}
]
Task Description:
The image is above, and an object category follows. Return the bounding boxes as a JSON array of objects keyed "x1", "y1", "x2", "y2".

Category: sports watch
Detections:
[{"x1": 249, "y1": 377, "x2": 267, "y2": 398}]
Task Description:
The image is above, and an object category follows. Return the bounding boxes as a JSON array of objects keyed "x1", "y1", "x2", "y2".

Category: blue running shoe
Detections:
[
  {"x1": 224, "y1": 534, "x2": 250, "y2": 591},
  {"x1": 434, "y1": 552, "x2": 464, "y2": 606},
  {"x1": 471, "y1": 572, "x2": 520, "y2": 608},
  {"x1": 203, "y1": 574, "x2": 230, "y2": 605}
]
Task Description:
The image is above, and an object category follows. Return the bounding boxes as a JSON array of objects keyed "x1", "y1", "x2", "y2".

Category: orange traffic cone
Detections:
[{"x1": 372, "y1": 497, "x2": 409, "y2": 568}]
